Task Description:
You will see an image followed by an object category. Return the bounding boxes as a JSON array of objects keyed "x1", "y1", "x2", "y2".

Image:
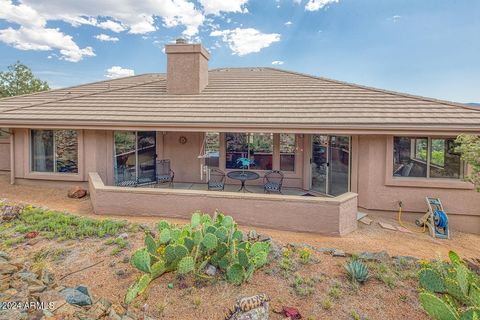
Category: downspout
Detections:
[{"x1": 10, "y1": 131, "x2": 14, "y2": 185}]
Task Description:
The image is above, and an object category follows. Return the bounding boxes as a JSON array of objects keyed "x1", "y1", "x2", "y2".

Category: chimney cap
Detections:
[{"x1": 175, "y1": 38, "x2": 187, "y2": 44}]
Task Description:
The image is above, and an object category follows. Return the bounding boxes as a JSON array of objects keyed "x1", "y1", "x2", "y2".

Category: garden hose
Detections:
[{"x1": 397, "y1": 201, "x2": 426, "y2": 234}]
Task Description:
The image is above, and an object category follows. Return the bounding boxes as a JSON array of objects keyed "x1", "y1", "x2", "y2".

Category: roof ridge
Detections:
[
  {"x1": 265, "y1": 67, "x2": 480, "y2": 112},
  {"x1": 0, "y1": 73, "x2": 162, "y2": 102},
  {"x1": 1, "y1": 76, "x2": 164, "y2": 113}
]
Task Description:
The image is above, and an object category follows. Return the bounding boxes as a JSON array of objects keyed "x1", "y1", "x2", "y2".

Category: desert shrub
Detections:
[
  {"x1": 125, "y1": 211, "x2": 271, "y2": 304},
  {"x1": 418, "y1": 250, "x2": 480, "y2": 320},
  {"x1": 345, "y1": 259, "x2": 369, "y2": 284}
]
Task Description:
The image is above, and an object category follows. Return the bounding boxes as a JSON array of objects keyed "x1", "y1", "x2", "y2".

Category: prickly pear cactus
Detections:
[
  {"x1": 164, "y1": 244, "x2": 177, "y2": 263},
  {"x1": 238, "y1": 249, "x2": 250, "y2": 268},
  {"x1": 131, "y1": 248, "x2": 151, "y2": 273},
  {"x1": 227, "y1": 263, "x2": 245, "y2": 285},
  {"x1": 419, "y1": 292, "x2": 459, "y2": 320},
  {"x1": 177, "y1": 256, "x2": 195, "y2": 275},
  {"x1": 175, "y1": 245, "x2": 189, "y2": 260},
  {"x1": 460, "y1": 308, "x2": 480, "y2": 320},
  {"x1": 202, "y1": 233, "x2": 218, "y2": 250},
  {"x1": 419, "y1": 268, "x2": 445, "y2": 293}
]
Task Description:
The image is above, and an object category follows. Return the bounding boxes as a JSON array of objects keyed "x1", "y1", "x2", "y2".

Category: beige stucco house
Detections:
[{"x1": 0, "y1": 40, "x2": 479, "y2": 236}]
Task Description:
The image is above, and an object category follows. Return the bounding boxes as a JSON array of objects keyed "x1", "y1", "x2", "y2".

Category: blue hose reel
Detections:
[{"x1": 415, "y1": 197, "x2": 450, "y2": 239}]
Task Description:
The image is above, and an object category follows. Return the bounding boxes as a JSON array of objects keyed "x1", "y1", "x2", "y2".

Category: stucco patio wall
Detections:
[{"x1": 89, "y1": 172, "x2": 358, "y2": 236}]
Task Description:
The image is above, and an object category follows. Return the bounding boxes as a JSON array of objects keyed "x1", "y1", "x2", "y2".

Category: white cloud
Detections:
[
  {"x1": 0, "y1": 26, "x2": 95, "y2": 62},
  {"x1": 199, "y1": 0, "x2": 248, "y2": 15},
  {"x1": 210, "y1": 28, "x2": 280, "y2": 56},
  {"x1": 285, "y1": 21, "x2": 292, "y2": 26},
  {"x1": 271, "y1": 60, "x2": 284, "y2": 65},
  {"x1": 15, "y1": 0, "x2": 206, "y2": 36},
  {"x1": 97, "y1": 20, "x2": 126, "y2": 33},
  {"x1": 105, "y1": 66, "x2": 134, "y2": 79},
  {"x1": 305, "y1": 0, "x2": 339, "y2": 11},
  {"x1": 94, "y1": 34, "x2": 119, "y2": 42},
  {"x1": 390, "y1": 15, "x2": 401, "y2": 23}
]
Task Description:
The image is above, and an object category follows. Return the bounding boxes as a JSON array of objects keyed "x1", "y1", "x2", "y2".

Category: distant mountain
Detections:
[{"x1": 466, "y1": 103, "x2": 480, "y2": 107}]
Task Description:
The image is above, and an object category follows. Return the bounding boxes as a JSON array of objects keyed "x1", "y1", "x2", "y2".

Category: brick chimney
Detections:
[{"x1": 165, "y1": 38, "x2": 210, "y2": 94}]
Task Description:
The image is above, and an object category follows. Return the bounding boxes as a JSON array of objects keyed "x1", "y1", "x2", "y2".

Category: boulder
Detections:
[
  {"x1": 60, "y1": 286, "x2": 93, "y2": 306},
  {"x1": 1, "y1": 204, "x2": 23, "y2": 221},
  {"x1": 205, "y1": 264, "x2": 217, "y2": 276},
  {"x1": 67, "y1": 186, "x2": 87, "y2": 199},
  {"x1": 359, "y1": 251, "x2": 390, "y2": 262}
]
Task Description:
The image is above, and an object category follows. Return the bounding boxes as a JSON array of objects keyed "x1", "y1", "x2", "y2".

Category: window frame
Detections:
[
  {"x1": 26, "y1": 129, "x2": 84, "y2": 181},
  {"x1": 225, "y1": 132, "x2": 274, "y2": 171},
  {"x1": 279, "y1": 133, "x2": 296, "y2": 172},
  {"x1": 386, "y1": 136, "x2": 472, "y2": 190}
]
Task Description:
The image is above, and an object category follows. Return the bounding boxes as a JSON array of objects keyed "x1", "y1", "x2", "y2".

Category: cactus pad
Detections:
[
  {"x1": 191, "y1": 212, "x2": 201, "y2": 228},
  {"x1": 419, "y1": 268, "x2": 445, "y2": 293},
  {"x1": 460, "y1": 308, "x2": 480, "y2": 320},
  {"x1": 175, "y1": 245, "x2": 189, "y2": 259},
  {"x1": 232, "y1": 230, "x2": 244, "y2": 242},
  {"x1": 177, "y1": 256, "x2": 195, "y2": 275},
  {"x1": 202, "y1": 233, "x2": 218, "y2": 250},
  {"x1": 131, "y1": 248, "x2": 151, "y2": 273},
  {"x1": 227, "y1": 263, "x2": 245, "y2": 285},
  {"x1": 125, "y1": 274, "x2": 152, "y2": 305},
  {"x1": 144, "y1": 233, "x2": 157, "y2": 256},
  {"x1": 164, "y1": 244, "x2": 177, "y2": 263},
  {"x1": 222, "y1": 216, "x2": 234, "y2": 228},
  {"x1": 238, "y1": 249, "x2": 250, "y2": 268},
  {"x1": 183, "y1": 237, "x2": 194, "y2": 252},
  {"x1": 217, "y1": 243, "x2": 228, "y2": 257},
  {"x1": 151, "y1": 260, "x2": 167, "y2": 279},
  {"x1": 157, "y1": 220, "x2": 170, "y2": 233},
  {"x1": 215, "y1": 226, "x2": 228, "y2": 242},
  {"x1": 419, "y1": 292, "x2": 459, "y2": 320},
  {"x1": 159, "y1": 228, "x2": 171, "y2": 244}
]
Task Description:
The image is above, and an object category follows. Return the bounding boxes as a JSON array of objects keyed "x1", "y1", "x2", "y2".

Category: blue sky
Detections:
[{"x1": 0, "y1": 0, "x2": 479, "y2": 103}]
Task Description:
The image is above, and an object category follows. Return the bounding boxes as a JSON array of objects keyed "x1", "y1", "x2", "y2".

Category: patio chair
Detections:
[
  {"x1": 156, "y1": 159, "x2": 175, "y2": 187},
  {"x1": 115, "y1": 179, "x2": 138, "y2": 188},
  {"x1": 263, "y1": 170, "x2": 284, "y2": 194},
  {"x1": 208, "y1": 169, "x2": 225, "y2": 191}
]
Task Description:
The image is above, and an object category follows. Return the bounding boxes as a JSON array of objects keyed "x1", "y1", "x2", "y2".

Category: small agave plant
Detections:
[{"x1": 345, "y1": 259, "x2": 370, "y2": 284}]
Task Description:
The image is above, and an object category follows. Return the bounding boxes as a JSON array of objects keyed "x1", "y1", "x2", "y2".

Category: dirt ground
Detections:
[
  {"x1": 2, "y1": 173, "x2": 480, "y2": 319},
  {"x1": 1, "y1": 173, "x2": 479, "y2": 260}
]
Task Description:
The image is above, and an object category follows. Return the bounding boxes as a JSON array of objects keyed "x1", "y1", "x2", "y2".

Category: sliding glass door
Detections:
[
  {"x1": 311, "y1": 135, "x2": 350, "y2": 196},
  {"x1": 114, "y1": 131, "x2": 156, "y2": 185}
]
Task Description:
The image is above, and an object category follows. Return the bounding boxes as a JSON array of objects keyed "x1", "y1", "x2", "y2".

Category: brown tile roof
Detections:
[{"x1": 0, "y1": 68, "x2": 479, "y2": 133}]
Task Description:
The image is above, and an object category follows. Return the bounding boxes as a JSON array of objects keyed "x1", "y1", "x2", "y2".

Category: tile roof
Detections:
[{"x1": 0, "y1": 67, "x2": 479, "y2": 133}]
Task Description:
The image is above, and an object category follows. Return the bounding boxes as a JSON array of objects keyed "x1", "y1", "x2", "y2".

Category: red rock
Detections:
[
  {"x1": 282, "y1": 306, "x2": 302, "y2": 319},
  {"x1": 25, "y1": 231, "x2": 39, "y2": 239},
  {"x1": 67, "y1": 186, "x2": 87, "y2": 199}
]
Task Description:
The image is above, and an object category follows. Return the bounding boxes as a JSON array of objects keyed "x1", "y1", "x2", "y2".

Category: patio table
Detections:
[{"x1": 227, "y1": 170, "x2": 260, "y2": 193}]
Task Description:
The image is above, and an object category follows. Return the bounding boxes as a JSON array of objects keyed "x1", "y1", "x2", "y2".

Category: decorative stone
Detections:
[
  {"x1": 359, "y1": 251, "x2": 390, "y2": 262},
  {"x1": 318, "y1": 248, "x2": 336, "y2": 254},
  {"x1": 122, "y1": 256, "x2": 130, "y2": 263},
  {"x1": 0, "y1": 262, "x2": 18, "y2": 274},
  {"x1": 28, "y1": 285, "x2": 47, "y2": 293},
  {"x1": 117, "y1": 233, "x2": 128, "y2": 240},
  {"x1": 84, "y1": 297, "x2": 112, "y2": 319},
  {"x1": 1, "y1": 204, "x2": 23, "y2": 221},
  {"x1": 247, "y1": 229, "x2": 258, "y2": 241},
  {"x1": 115, "y1": 269, "x2": 126, "y2": 277},
  {"x1": 17, "y1": 271, "x2": 38, "y2": 282},
  {"x1": 60, "y1": 286, "x2": 93, "y2": 306},
  {"x1": 205, "y1": 264, "x2": 216, "y2": 276},
  {"x1": 0, "y1": 251, "x2": 10, "y2": 260},
  {"x1": 332, "y1": 249, "x2": 346, "y2": 257},
  {"x1": 258, "y1": 234, "x2": 272, "y2": 242},
  {"x1": 67, "y1": 186, "x2": 87, "y2": 199},
  {"x1": 41, "y1": 269, "x2": 54, "y2": 286}
]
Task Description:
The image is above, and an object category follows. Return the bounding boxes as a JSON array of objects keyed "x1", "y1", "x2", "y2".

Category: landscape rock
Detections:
[
  {"x1": 28, "y1": 285, "x2": 47, "y2": 293},
  {"x1": 258, "y1": 234, "x2": 272, "y2": 242},
  {"x1": 41, "y1": 269, "x2": 54, "y2": 286},
  {"x1": 67, "y1": 186, "x2": 87, "y2": 199},
  {"x1": 359, "y1": 251, "x2": 390, "y2": 262},
  {"x1": 332, "y1": 249, "x2": 346, "y2": 257},
  {"x1": 17, "y1": 271, "x2": 38, "y2": 282},
  {"x1": 0, "y1": 262, "x2": 18, "y2": 274},
  {"x1": 0, "y1": 251, "x2": 10, "y2": 260},
  {"x1": 84, "y1": 298, "x2": 112, "y2": 319},
  {"x1": 60, "y1": 286, "x2": 93, "y2": 306},
  {"x1": 122, "y1": 256, "x2": 130, "y2": 263},
  {"x1": 1, "y1": 203, "x2": 23, "y2": 221},
  {"x1": 115, "y1": 269, "x2": 126, "y2": 277},
  {"x1": 117, "y1": 232, "x2": 128, "y2": 240},
  {"x1": 392, "y1": 255, "x2": 418, "y2": 266},
  {"x1": 247, "y1": 229, "x2": 258, "y2": 241},
  {"x1": 317, "y1": 247, "x2": 336, "y2": 254},
  {"x1": 205, "y1": 264, "x2": 217, "y2": 276}
]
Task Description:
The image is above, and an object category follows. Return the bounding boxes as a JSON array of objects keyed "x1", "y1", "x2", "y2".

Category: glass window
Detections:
[
  {"x1": 204, "y1": 132, "x2": 219, "y2": 168},
  {"x1": 31, "y1": 130, "x2": 78, "y2": 173},
  {"x1": 249, "y1": 133, "x2": 273, "y2": 170},
  {"x1": 430, "y1": 138, "x2": 462, "y2": 179},
  {"x1": 280, "y1": 133, "x2": 296, "y2": 171},
  {"x1": 393, "y1": 137, "x2": 428, "y2": 177},
  {"x1": 225, "y1": 133, "x2": 273, "y2": 170},
  {"x1": 226, "y1": 133, "x2": 248, "y2": 169},
  {"x1": 393, "y1": 137, "x2": 462, "y2": 179}
]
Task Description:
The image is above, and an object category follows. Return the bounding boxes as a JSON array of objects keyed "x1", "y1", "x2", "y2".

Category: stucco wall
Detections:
[
  {"x1": 356, "y1": 135, "x2": 480, "y2": 234},
  {"x1": 0, "y1": 139, "x2": 10, "y2": 171},
  {"x1": 89, "y1": 172, "x2": 358, "y2": 236}
]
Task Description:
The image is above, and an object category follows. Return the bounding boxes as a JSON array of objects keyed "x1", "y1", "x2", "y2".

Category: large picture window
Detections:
[
  {"x1": 225, "y1": 133, "x2": 273, "y2": 170},
  {"x1": 393, "y1": 137, "x2": 462, "y2": 179},
  {"x1": 31, "y1": 130, "x2": 78, "y2": 173},
  {"x1": 280, "y1": 133, "x2": 296, "y2": 171}
]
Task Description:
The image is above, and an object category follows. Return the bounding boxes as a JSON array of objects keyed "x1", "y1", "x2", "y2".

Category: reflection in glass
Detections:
[
  {"x1": 430, "y1": 138, "x2": 462, "y2": 179},
  {"x1": 280, "y1": 134, "x2": 295, "y2": 172},
  {"x1": 31, "y1": 129, "x2": 78, "y2": 173},
  {"x1": 249, "y1": 133, "x2": 272, "y2": 170},
  {"x1": 393, "y1": 137, "x2": 428, "y2": 177}
]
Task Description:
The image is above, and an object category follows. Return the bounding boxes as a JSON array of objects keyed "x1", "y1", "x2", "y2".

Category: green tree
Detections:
[
  {"x1": 0, "y1": 61, "x2": 50, "y2": 98},
  {"x1": 455, "y1": 134, "x2": 480, "y2": 191}
]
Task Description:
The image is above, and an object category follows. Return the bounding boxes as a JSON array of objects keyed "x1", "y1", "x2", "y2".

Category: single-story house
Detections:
[{"x1": 0, "y1": 40, "x2": 479, "y2": 236}]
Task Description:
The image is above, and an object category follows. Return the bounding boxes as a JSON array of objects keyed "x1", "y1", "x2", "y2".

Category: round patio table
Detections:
[{"x1": 227, "y1": 170, "x2": 260, "y2": 193}]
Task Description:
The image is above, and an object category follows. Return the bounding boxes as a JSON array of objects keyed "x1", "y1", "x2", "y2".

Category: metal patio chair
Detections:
[
  {"x1": 115, "y1": 179, "x2": 138, "y2": 188},
  {"x1": 208, "y1": 168, "x2": 226, "y2": 191},
  {"x1": 156, "y1": 159, "x2": 175, "y2": 187},
  {"x1": 263, "y1": 170, "x2": 284, "y2": 194}
]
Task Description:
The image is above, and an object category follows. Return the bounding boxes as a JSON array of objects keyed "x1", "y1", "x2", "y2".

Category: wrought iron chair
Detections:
[
  {"x1": 208, "y1": 169, "x2": 225, "y2": 191},
  {"x1": 115, "y1": 179, "x2": 138, "y2": 187},
  {"x1": 156, "y1": 159, "x2": 175, "y2": 187},
  {"x1": 263, "y1": 170, "x2": 284, "y2": 194}
]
